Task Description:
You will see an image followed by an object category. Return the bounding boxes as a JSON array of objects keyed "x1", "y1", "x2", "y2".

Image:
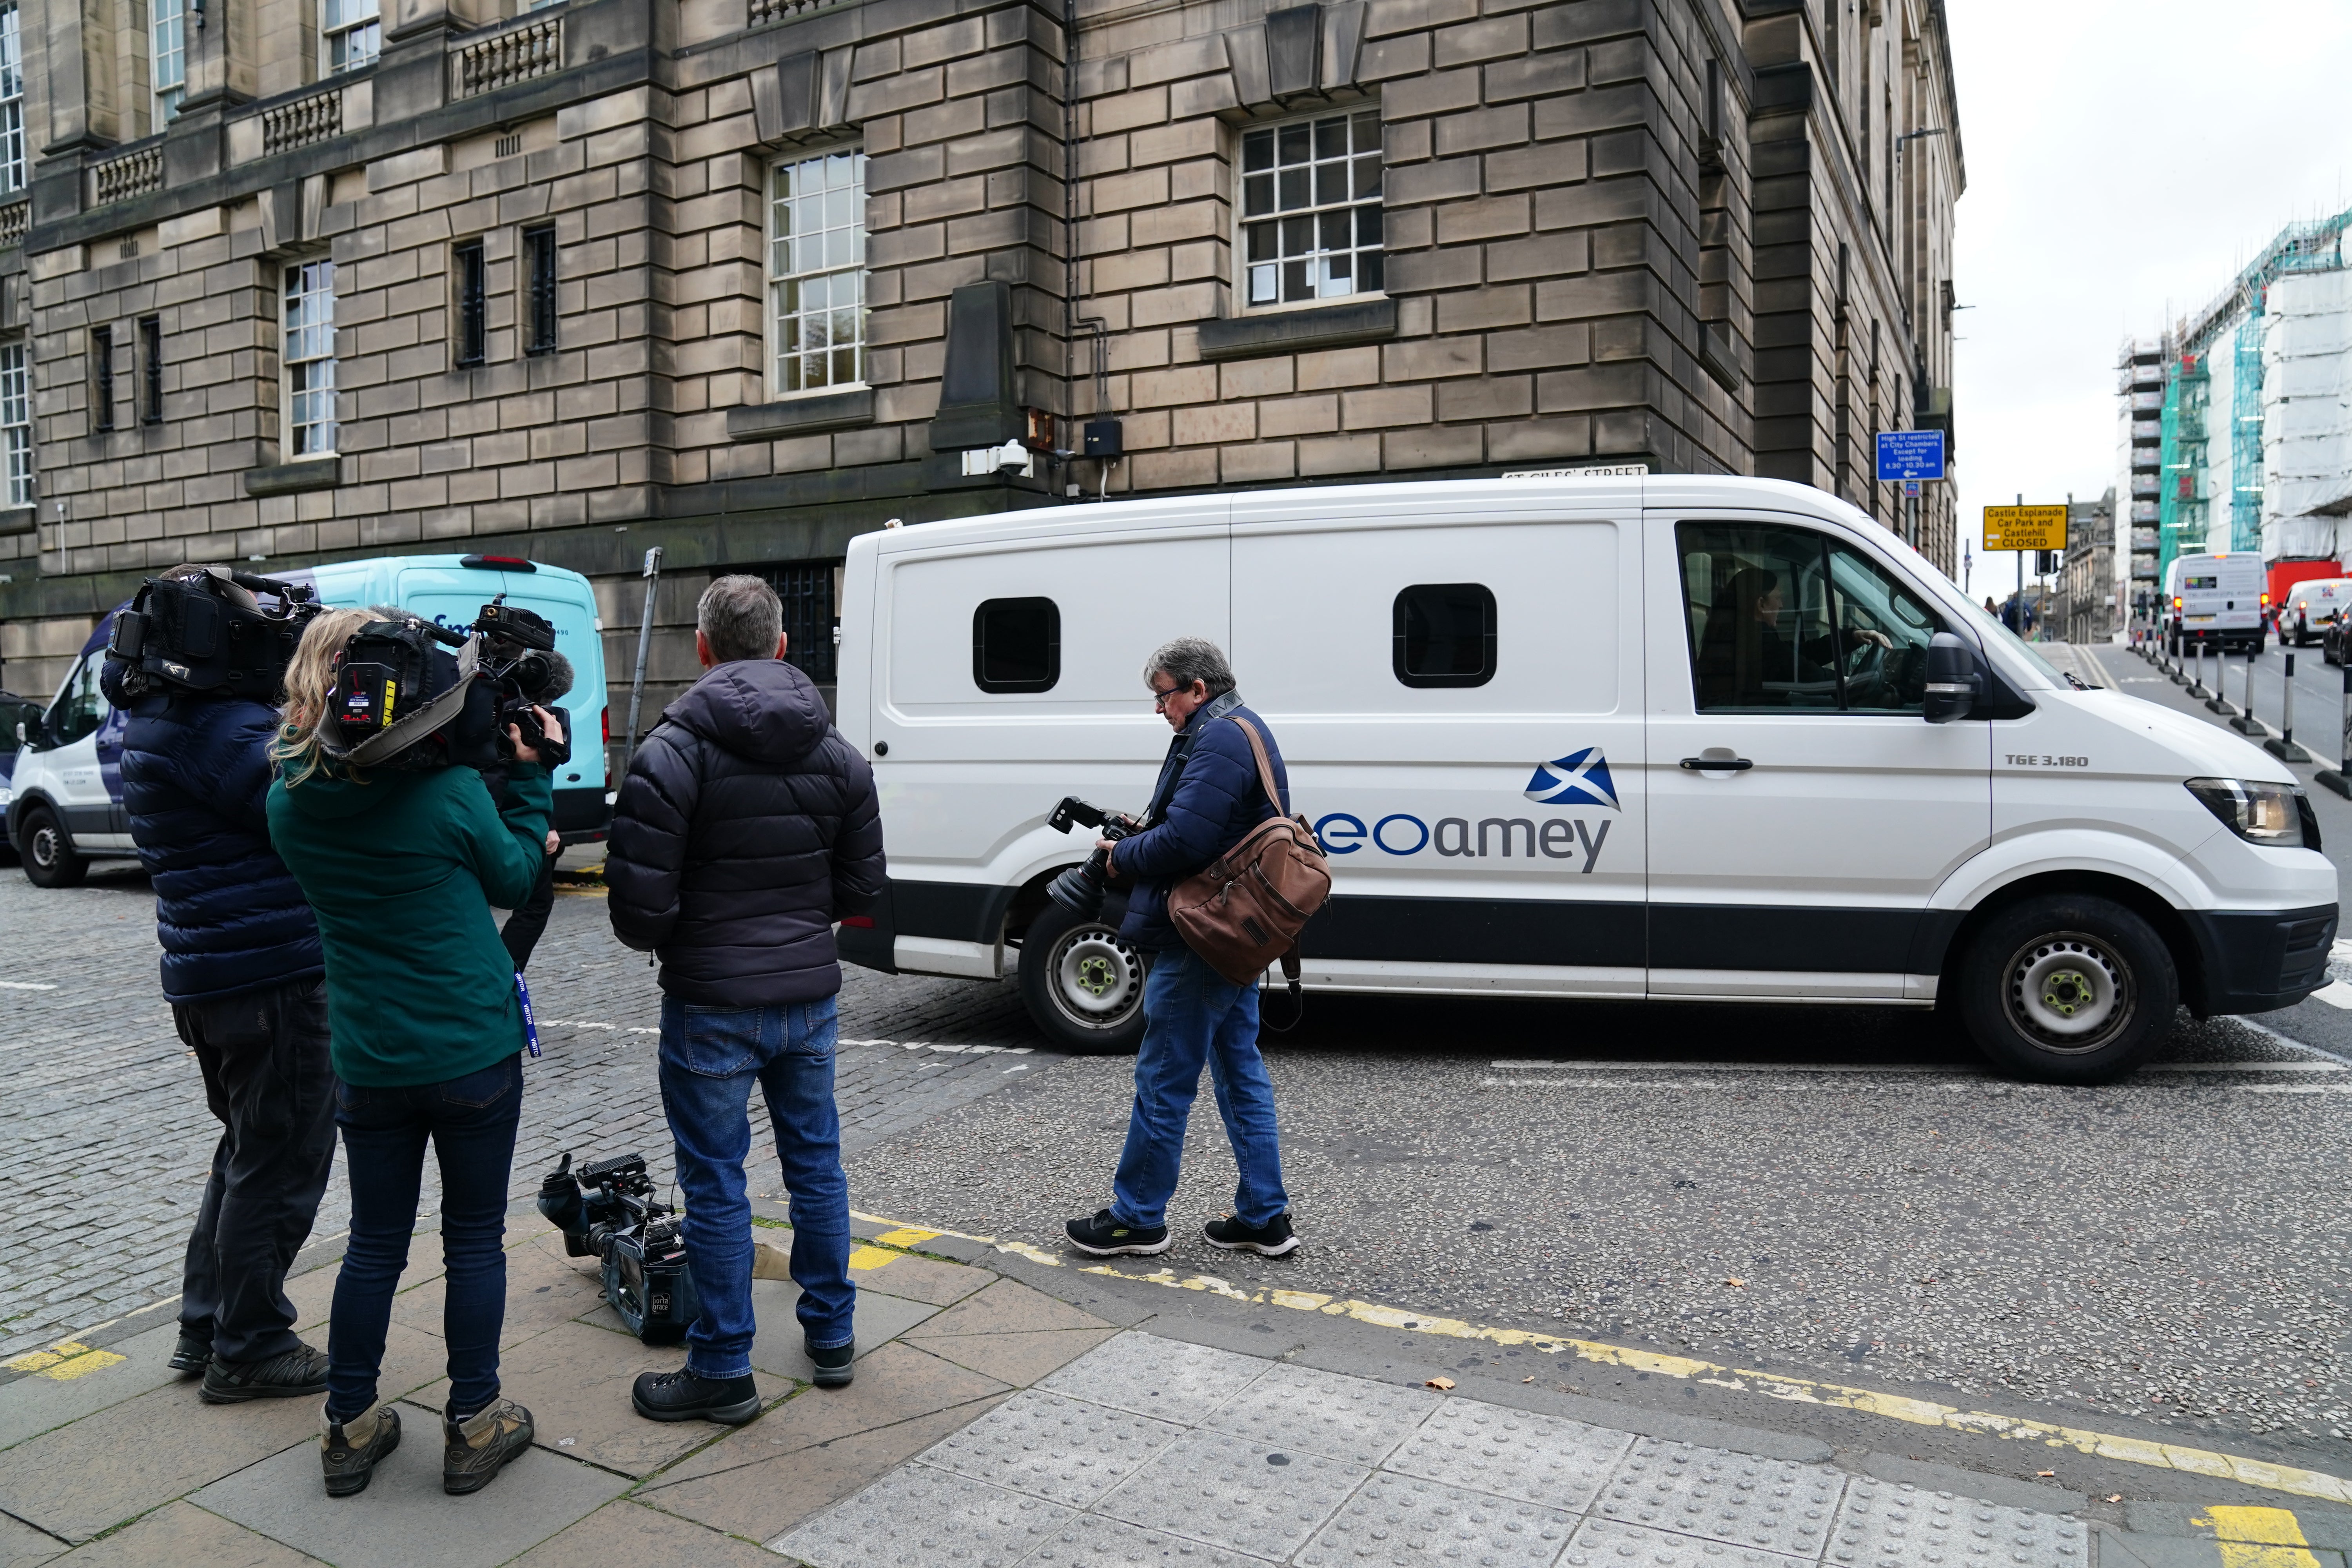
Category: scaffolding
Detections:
[
  {"x1": 2231, "y1": 318, "x2": 2264, "y2": 550},
  {"x1": 2156, "y1": 351, "x2": 2209, "y2": 581}
]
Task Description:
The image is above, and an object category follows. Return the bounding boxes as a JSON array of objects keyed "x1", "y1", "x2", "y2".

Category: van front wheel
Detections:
[
  {"x1": 1017, "y1": 901, "x2": 1148, "y2": 1054},
  {"x1": 1955, "y1": 895, "x2": 2174, "y2": 1083},
  {"x1": 19, "y1": 805, "x2": 87, "y2": 889}
]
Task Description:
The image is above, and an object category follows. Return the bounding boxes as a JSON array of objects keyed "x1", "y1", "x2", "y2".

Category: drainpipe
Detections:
[{"x1": 1063, "y1": 0, "x2": 1110, "y2": 500}]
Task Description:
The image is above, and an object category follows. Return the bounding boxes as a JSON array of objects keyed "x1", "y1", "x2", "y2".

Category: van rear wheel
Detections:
[
  {"x1": 1017, "y1": 901, "x2": 1148, "y2": 1054},
  {"x1": 1955, "y1": 895, "x2": 2173, "y2": 1084},
  {"x1": 19, "y1": 805, "x2": 87, "y2": 889}
]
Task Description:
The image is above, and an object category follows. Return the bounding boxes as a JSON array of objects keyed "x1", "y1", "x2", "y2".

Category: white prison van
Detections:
[
  {"x1": 834, "y1": 475, "x2": 2337, "y2": 1082},
  {"x1": 2163, "y1": 552, "x2": 2267, "y2": 655}
]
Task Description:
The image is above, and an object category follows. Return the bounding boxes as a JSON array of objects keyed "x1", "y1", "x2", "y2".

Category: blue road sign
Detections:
[{"x1": 1876, "y1": 430, "x2": 1945, "y2": 482}]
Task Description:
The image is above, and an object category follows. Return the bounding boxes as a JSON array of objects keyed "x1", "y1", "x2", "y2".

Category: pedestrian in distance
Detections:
[
  {"x1": 1064, "y1": 637, "x2": 1301, "y2": 1261},
  {"x1": 266, "y1": 607, "x2": 561, "y2": 1498},
  {"x1": 606, "y1": 575, "x2": 886, "y2": 1423},
  {"x1": 97, "y1": 566, "x2": 336, "y2": 1407}
]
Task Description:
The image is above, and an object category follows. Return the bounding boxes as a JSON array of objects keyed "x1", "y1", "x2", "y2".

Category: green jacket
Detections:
[{"x1": 268, "y1": 761, "x2": 553, "y2": 1087}]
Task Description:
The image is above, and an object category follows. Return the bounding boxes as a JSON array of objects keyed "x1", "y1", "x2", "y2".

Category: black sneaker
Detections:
[
  {"x1": 1065, "y1": 1209, "x2": 1171, "y2": 1258},
  {"x1": 806, "y1": 1340, "x2": 855, "y2": 1389},
  {"x1": 632, "y1": 1367, "x2": 762, "y2": 1424},
  {"x1": 1204, "y1": 1212, "x2": 1300, "y2": 1257},
  {"x1": 201, "y1": 1342, "x2": 330, "y2": 1403},
  {"x1": 321, "y1": 1402, "x2": 401, "y2": 1498},
  {"x1": 443, "y1": 1397, "x2": 533, "y2": 1495},
  {"x1": 169, "y1": 1331, "x2": 211, "y2": 1376}
]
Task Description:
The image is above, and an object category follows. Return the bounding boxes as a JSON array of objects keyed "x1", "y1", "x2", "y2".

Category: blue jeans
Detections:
[
  {"x1": 1112, "y1": 946, "x2": 1289, "y2": 1230},
  {"x1": 326, "y1": 1054, "x2": 521, "y2": 1422},
  {"x1": 659, "y1": 994, "x2": 852, "y2": 1381}
]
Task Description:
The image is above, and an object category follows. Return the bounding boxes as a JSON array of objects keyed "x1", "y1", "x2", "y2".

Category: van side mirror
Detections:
[{"x1": 1923, "y1": 632, "x2": 1981, "y2": 724}]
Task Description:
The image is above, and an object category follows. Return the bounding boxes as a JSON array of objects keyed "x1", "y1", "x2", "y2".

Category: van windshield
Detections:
[{"x1": 1955, "y1": 597, "x2": 2066, "y2": 687}]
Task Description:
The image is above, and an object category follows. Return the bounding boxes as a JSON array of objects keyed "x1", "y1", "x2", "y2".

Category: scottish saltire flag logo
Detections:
[{"x1": 1524, "y1": 748, "x2": 1619, "y2": 810}]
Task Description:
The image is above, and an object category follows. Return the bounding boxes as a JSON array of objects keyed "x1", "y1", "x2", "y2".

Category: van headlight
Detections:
[{"x1": 2184, "y1": 777, "x2": 2310, "y2": 847}]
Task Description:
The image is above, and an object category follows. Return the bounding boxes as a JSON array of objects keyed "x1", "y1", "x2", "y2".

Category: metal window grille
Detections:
[
  {"x1": 152, "y1": 0, "x2": 185, "y2": 122},
  {"x1": 767, "y1": 149, "x2": 866, "y2": 396},
  {"x1": 284, "y1": 259, "x2": 337, "y2": 457},
  {"x1": 524, "y1": 226, "x2": 557, "y2": 355},
  {"x1": 454, "y1": 239, "x2": 486, "y2": 366},
  {"x1": 1240, "y1": 109, "x2": 1383, "y2": 308},
  {"x1": 139, "y1": 316, "x2": 162, "y2": 423},
  {"x1": 0, "y1": 5, "x2": 24, "y2": 196},
  {"x1": 754, "y1": 560, "x2": 842, "y2": 684},
  {"x1": 323, "y1": 0, "x2": 380, "y2": 73},
  {"x1": 0, "y1": 341, "x2": 31, "y2": 506},
  {"x1": 91, "y1": 325, "x2": 114, "y2": 432}
]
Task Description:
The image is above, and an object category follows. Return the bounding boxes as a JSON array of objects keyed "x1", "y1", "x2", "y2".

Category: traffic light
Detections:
[{"x1": 2035, "y1": 550, "x2": 2060, "y2": 575}]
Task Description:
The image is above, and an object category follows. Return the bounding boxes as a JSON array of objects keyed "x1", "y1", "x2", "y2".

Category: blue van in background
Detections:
[{"x1": 6, "y1": 553, "x2": 610, "y2": 886}]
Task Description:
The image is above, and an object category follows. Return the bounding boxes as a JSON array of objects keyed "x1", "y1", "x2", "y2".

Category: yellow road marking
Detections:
[
  {"x1": 873, "y1": 1227, "x2": 938, "y2": 1248},
  {"x1": 2, "y1": 1341, "x2": 127, "y2": 1381},
  {"x1": 850, "y1": 1210, "x2": 2352, "y2": 1510},
  {"x1": 845, "y1": 1246, "x2": 898, "y2": 1271},
  {"x1": 2197, "y1": 1508, "x2": 2323, "y2": 1568}
]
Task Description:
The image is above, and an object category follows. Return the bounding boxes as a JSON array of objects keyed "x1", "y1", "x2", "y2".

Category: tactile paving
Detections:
[
  {"x1": 1825, "y1": 1481, "x2": 2091, "y2": 1566},
  {"x1": 1382, "y1": 1396, "x2": 1634, "y2": 1512},
  {"x1": 916, "y1": 1388, "x2": 1186, "y2": 1508},
  {"x1": 1023, "y1": 1512, "x2": 1274, "y2": 1565},
  {"x1": 1040, "y1": 1332, "x2": 1272, "y2": 1425},
  {"x1": 1562, "y1": 1516, "x2": 1815, "y2": 1566},
  {"x1": 1096, "y1": 1426, "x2": 1370, "y2": 1561},
  {"x1": 1200, "y1": 1361, "x2": 1442, "y2": 1466},
  {"x1": 1295, "y1": 1472, "x2": 1580, "y2": 1568},
  {"x1": 768, "y1": 1465, "x2": 1073, "y2": 1568},
  {"x1": 1595, "y1": 1439, "x2": 1847, "y2": 1558}
]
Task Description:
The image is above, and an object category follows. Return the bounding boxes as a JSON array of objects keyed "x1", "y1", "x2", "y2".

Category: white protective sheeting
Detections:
[{"x1": 2263, "y1": 270, "x2": 2352, "y2": 561}]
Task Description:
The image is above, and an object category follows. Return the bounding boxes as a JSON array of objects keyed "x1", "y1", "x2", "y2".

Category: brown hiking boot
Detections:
[
  {"x1": 321, "y1": 1402, "x2": 401, "y2": 1498},
  {"x1": 442, "y1": 1397, "x2": 533, "y2": 1495}
]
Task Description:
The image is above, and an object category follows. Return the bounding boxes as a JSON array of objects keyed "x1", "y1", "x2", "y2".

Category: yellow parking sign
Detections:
[{"x1": 1983, "y1": 505, "x2": 2067, "y2": 551}]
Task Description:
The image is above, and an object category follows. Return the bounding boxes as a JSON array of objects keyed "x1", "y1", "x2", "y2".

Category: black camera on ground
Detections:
[
  {"x1": 1044, "y1": 795, "x2": 1143, "y2": 920},
  {"x1": 536, "y1": 1152, "x2": 699, "y2": 1345}
]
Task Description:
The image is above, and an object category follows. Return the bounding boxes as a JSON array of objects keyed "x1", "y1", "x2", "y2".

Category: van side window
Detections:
[
  {"x1": 1393, "y1": 583, "x2": 1495, "y2": 688},
  {"x1": 1678, "y1": 521, "x2": 1943, "y2": 714},
  {"x1": 972, "y1": 597, "x2": 1060, "y2": 693},
  {"x1": 46, "y1": 654, "x2": 105, "y2": 746}
]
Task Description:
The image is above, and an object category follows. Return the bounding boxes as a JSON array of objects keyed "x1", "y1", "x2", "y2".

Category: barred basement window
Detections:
[
  {"x1": 523, "y1": 225, "x2": 557, "y2": 355},
  {"x1": 453, "y1": 238, "x2": 486, "y2": 367},
  {"x1": 767, "y1": 147, "x2": 866, "y2": 396},
  {"x1": 1240, "y1": 108, "x2": 1383, "y2": 309},
  {"x1": 139, "y1": 316, "x2": 162, "y2": 423},
  {"x1": 0, "y1": 3, "x2": 25, "y2": 195},
  {"x1": 283, "y1": 259, "x2": 337, "y2": 458},
  {"x1": 0, "y1": 341, "x2": 31, "y2": 506},
  {"x1": 323, "y1": 0, "x2": 380, "y2": 74},
  {"x1": 753, "y1": 559, "x2": 844, "y2": 685},
  {"x1": 152, "y1": 0, "x2": 186, "y2": 123},
  {"x1": 91, "y1": 325, "x2": 114, "y2": 432}
]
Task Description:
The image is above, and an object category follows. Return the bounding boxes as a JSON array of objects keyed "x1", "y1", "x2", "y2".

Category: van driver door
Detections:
[{"x1": 1642, "y1": 510, "x2": 1990, "y2": 1000}]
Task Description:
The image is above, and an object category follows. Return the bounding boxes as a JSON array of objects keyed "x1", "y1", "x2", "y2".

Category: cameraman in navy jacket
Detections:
[
  {"x1": 1063, "y1": 636, "x2": 1300, "y2": 1261},
  {"x1": 102, "y1": 566, "x2": 335, "y2": 1405}
]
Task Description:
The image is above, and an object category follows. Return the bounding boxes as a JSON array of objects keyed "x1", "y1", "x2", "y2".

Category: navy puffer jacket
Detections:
[
  {"x1": 606, "y1": 658, "x2": 886, "y2": 1005},
  {"x1": 1111, "y1": 696, "x2": 1289, "y2": 951},
  {"x1": 103, "y1": 668, "x2": 323, "y2": 1004}
]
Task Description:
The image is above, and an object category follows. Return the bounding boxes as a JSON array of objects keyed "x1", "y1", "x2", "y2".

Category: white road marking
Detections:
[
  {"x1": 1488, "y1": 1059, "x2": 1959, "y2": 1074},
  {"x1": 2314, "y1": 982, "x2": 2352, "y2": 1010},
  {"x1": 539, "y1": 1026, "x2": 1033, "y2": 1055},
  {"x1": 2142, "y1": 1060, "x2": 2346, "y2": 1072},
  {"x1": 0, "y1": 981, "x2": 58, "y2": 990},
  {"x1": 2230, "y1": 1014, "x2": 2352, "y2": 1070}
]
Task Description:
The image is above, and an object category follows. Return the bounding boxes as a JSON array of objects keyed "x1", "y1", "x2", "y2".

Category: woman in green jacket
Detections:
[{"x1": 265, "y1": 608, "x2": 561, "y2": 1500}]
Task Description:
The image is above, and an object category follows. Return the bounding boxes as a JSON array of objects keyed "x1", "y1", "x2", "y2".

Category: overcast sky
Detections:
[{"x1": 1943, "y1": 0, "x2": 2352, "y2": 598}]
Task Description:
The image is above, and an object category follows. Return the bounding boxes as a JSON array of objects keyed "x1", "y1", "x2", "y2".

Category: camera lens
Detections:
[{"x1": 1045, "y1": 853, "x2": 1108, "y2": 920}]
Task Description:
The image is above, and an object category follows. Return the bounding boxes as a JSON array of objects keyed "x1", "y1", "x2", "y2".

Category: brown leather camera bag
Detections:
[{"x1": 1168, "y1": 717, "x2": 1330, "y2": 988}]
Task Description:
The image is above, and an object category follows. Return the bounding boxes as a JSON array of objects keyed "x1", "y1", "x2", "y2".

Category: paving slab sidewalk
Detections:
[{"x1": 0, "y1": 1205, "x2": 2341, "y2": 1568}]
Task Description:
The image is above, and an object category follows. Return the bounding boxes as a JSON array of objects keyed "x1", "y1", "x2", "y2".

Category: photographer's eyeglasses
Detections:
[{"x1": 1150, "y1": 684, "x2": 1191, "y2": 710}]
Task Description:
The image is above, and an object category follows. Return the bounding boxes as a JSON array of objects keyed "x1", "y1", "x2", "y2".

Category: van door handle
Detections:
[{"x1": 1680, "y1": 756, "x2": 1753, "y2": 772}]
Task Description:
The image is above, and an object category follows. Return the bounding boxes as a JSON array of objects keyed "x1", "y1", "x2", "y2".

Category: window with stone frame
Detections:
[
  {"x1": 152, "y1": 0, "x2": 187, "y2": 124},
  {"x1": 283, "y1": 258, "x2": 338, "y2": 459},
  {"x1": 0, "y1": 340, "x2": 30, "y2": 507},
  {"x1": 322, "y1": 0, "x2": 380, "y2": 74},
  {"x1": 0, "y1": 3, "x2": 24, "y2": 196},
  {"x1": 1239, "y1": 107, "x2": 1383, "y2": 309},
  {"x1": 766, "y1": 147, "x2": 867, "y2": 397}
]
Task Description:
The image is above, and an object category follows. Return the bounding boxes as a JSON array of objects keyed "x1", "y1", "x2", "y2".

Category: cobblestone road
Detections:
[{"x1": 0, "y1": 865, "x2": 1052, "y2": 1360}]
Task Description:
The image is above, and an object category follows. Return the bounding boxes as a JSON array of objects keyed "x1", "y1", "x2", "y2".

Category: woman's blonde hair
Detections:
[{"x1": 273, "y1": 606, "x2": 383, "y2": 788}]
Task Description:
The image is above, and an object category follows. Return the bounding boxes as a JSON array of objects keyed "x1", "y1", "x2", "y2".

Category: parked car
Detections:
[
  {"x1": 834, "y1": 474, "x2": 2335, "y2": 1083},
  {"x1": 2285, "y1": 577, "x2": 2352, "y2": 651}
]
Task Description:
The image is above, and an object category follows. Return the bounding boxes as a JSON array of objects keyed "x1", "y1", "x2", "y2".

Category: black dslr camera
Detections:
[
  {"x1": 536, "y1": 1152, "x2": 700, "y2": 1344},
  {"x1": 1044, "y1": 796, "x2": 1144, "y2": 920},
  {"x1": 468, "y1": 595, "x2": 572, "y2": 769}
]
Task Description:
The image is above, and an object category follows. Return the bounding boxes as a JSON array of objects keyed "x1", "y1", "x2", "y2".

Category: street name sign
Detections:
[
  {"x1": 1983, "y1": 505, "x2": 2067, "y2": 551},
  {"x1": 1875, "y1": 430, "x2": 1945, "y2": 481}
]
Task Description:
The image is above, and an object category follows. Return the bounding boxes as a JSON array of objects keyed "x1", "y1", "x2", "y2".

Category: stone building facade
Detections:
[{"x1": 0, "y1": 0, "x2": 1962, "y2": 729}]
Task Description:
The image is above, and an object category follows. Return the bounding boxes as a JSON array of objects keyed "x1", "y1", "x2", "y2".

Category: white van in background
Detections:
[
  {"x1": 2163, "y1": 552, "x2": 2268, "y2": 655},
  {"x1": 835, "y1": 475, "x2": 2336, "y2": 1083}
]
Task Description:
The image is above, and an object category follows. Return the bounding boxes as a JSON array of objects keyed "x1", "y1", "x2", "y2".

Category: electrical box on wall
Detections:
[{"x1": 1083, "y1": 420, "x2": 1123, "y2": 459}]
